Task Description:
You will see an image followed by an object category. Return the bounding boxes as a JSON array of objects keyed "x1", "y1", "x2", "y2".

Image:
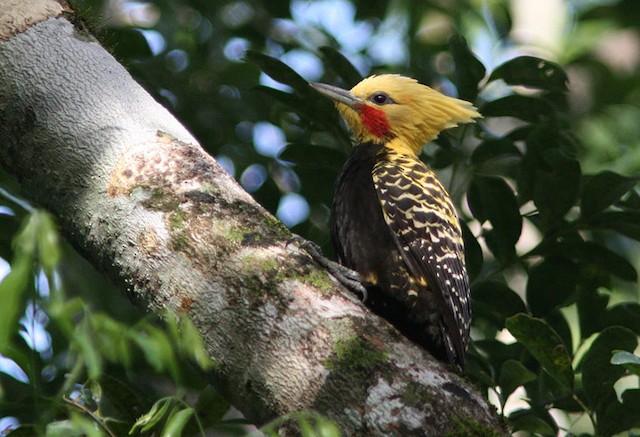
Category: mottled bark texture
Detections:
[{"x1": 0, "y1": 2, "x2": 505, "y2": 435}]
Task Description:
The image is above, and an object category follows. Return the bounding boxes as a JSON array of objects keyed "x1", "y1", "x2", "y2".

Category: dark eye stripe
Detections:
[{"x1": 369, "y1": 92, "x2": 394, "y2": 105}]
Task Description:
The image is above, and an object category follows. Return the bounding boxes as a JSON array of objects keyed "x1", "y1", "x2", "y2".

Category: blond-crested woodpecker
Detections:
[{"x1": 311, "y1": 75, "x2": 480, "y2": 367}]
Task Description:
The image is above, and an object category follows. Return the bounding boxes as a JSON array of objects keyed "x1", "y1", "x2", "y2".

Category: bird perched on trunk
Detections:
[{"x1": 310, "y1": 75, "x2": 480, "y2": 367}]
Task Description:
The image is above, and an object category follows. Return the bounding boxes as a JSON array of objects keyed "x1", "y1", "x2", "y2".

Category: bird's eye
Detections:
[{"x1": 370, "y1": 92, "x2": 393, "y2": 105}]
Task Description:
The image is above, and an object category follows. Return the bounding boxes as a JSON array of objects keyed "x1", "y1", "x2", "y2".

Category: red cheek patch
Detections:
[{"x1": 356, "y1": 103, "x2": 390, "y2": 138}]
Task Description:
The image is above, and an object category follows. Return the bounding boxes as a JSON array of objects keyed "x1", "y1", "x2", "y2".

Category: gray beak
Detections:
[{"x1": 310, "y1": 82, "x2": 364, "y2": 108}]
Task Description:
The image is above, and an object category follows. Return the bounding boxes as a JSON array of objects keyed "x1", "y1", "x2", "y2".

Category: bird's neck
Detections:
[{"x1": 382, "y1": 137, "x2": 422, "y2": 158}]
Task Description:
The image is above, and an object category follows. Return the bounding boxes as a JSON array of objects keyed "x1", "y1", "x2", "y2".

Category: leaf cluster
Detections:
[{"x1": 0, "y1": 201, "x2": 231, "y2": 435}]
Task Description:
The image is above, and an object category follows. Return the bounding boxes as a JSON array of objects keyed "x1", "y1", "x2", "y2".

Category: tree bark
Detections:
[{"x1": 0, "y1": 2, "x2": 505, "y2": 435}]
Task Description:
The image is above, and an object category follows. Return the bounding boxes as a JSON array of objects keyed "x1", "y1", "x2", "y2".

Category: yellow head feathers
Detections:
[{"x1": 311, "y1": 74, "x2": 480, "y2": 156}]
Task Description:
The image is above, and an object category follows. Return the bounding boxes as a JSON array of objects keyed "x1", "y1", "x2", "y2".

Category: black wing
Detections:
[{"x1": 372, "y1": 154, "x2": 471, "y2": 364}]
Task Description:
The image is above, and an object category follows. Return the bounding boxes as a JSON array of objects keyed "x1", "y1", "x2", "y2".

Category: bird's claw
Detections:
[{"x1": 288, "y1": 234, "x2": 368, "y2": 302}]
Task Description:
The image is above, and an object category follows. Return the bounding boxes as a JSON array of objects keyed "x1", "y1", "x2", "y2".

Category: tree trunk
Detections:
[{"x1": 0, "y1": 1, "x2": 504, "y2": 435}]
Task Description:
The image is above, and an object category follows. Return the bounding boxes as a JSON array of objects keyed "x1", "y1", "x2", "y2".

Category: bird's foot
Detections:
[{"x1": 288, "y1": 234, "x2": 368, "y2": 302}]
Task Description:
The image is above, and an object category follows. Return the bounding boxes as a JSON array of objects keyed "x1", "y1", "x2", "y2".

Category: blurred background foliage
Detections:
[{"x1": 1, "y1": 0, "x2": 640, "y2": 435}]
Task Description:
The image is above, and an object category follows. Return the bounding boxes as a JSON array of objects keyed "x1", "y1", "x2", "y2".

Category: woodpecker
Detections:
[{"x1": 310, "y1": 75, "x2": 480, "y2": 367}]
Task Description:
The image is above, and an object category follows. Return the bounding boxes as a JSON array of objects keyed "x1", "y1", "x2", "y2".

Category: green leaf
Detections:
[
  {"x1": 473, "y1": 339, "x2": 522, "y2": 369},
  {"x1": 278, "y1": 143, "x2": 346, "y2": 169},
  {"x1": 589, "y1": 210, "x2": 640, "y2": 240},
  {"x1": 465, "y1": 349, "x2": 497, "y2": 390},
  {"x1": 471, "y1": 281, "x2": 526, "y2": 329},
  {"x1": 508, "y1": 410, "x2": 556, "y2": 435},
  {"x1": 314, "y1": 418, "x2": 341, "y2": 437},
  {"x1": 253, "y1": 85, "x2": 303, "y2": 107},
  {"x1": 532, "y1": 149, "x2": 581, "y2": 224},
  {"x1": 526, "y1": 257, "x2": 578, "y2": 317},
  {"x1": 131, "y1": 398, "x2": 172, "y2": 434},
  {"x1": 499, "y1": 359, "x2": 537, "y2": 400},
  {"x1": 74, "y1": 318, "x2": 104, "y2": 379},
  {"x1": 598, "y1": 389, "x2": 640, "y2": 436},
  {"x1": 0, "y1": 212, "x2": 61, "y2": 349},
  {"x1": 470, "y1": 138, "x2": 521, "y2": 164},
  {"x1": 577, "y1": 285, "x2": 609, "y2": 339},
  {"x1": 253, "y1": 85, "x2": 340, "y2": 129},
  {"x1": 0, "y1": 256, "x2": 31, "y2": 355},
  {"x1": 161, "y1": 407, "x2": 194, "y2": 437},
  {"x1": 480, "y1": 95, "x2": 556, "y2": 123},
  {"x1": 581, "y1": 326, "x2": 637, "y2": 409},
  {"x1": 604, "y1": 303, "x2": 640, "y2": 335},
  {"x1": 460, "y1": 221, "x2": 483, "y2": 283},
  {"x1": 580, "y1": 170, "x2": 638, "y2": 218},
  {"x1": 0, "y1": 214, "x2": 20, "y2": 261},
  {"x1": 319, "y1": 46, "x2": 363, "y2": 87},
  {"x1": 129, "y1": 324, "x2": 180, "y2": 381},
  {"x1": 617, "y1": 187, "x2": 640, "y2": 209},
  {"x1": 261, "y1": 412, "x2": 340, "y2": 437},
  {"x1": 449, "y1": 34, "x2": 486, "y2": 101},
  {"x1": 95, "y1": 374, "x2": 146, "y2": 424},
  {"x1": 99, "y1": 28, "x2": 153, "y2": 60},
  {"x1": 539, "y1": 240, "x2": 637, "y2": 282},
  {"x1": 279, "y1": 145, "x2": 343, "y2": 206},
  {"x1": 194, "y1": 386, "x2": 230, "y2": 428},
  {"x1": 34, "y1": 211, "x2": 61, "y2": 271},
  {"x1": 298, "y1": 416, "x2": 314, "y2": 436},
  {"x1": 246, "y1": 51, "x2": 311, "y2": 93},
  {"x1": 467, "y1": 175, "x2": 522, "y2": 263},
  {"x1": 429, "y1": 143, "x2": 462, "y2": 170},
  {"x1": 611, "y1": 351, "x2": 640, "y2": 376},
  {"x1": 13, "y1": 212, "x2": 38, "y2": 256},
  {"x1": 506, "y1": 314, "x2": 573, "y2": 388},
  {"x1": 69, "y1": 412, "x2": 104, "y2": 437},
  {"x1": 545, "y1": 310, "x2": 574, "y2": 358},
  {"x1": 488, "y1": 56, "x2": 568, "y2": 92},
  {"x1": 91, "y1": 313, "x2": 132, "y2": 368},
  {"x1": 166, "y1": 313, "x2": 215, "y2": 371},
  {"x1": 46, "y1": 419, "x2": 86, "y2": 437},
  {"x1": 597, "y1": 388, "x2": 640, "y2": 436}
]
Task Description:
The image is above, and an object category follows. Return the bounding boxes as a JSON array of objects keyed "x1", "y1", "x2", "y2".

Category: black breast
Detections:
[
  {"x1": 330, "y1": 143, "x2": 452, "y2": 363},
  {"x1": 331, "y1": 143, "x2": 393, "y2": 280},
  {"x1": 330, "y1": 143, "x2": 413, "y2": 307}
]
